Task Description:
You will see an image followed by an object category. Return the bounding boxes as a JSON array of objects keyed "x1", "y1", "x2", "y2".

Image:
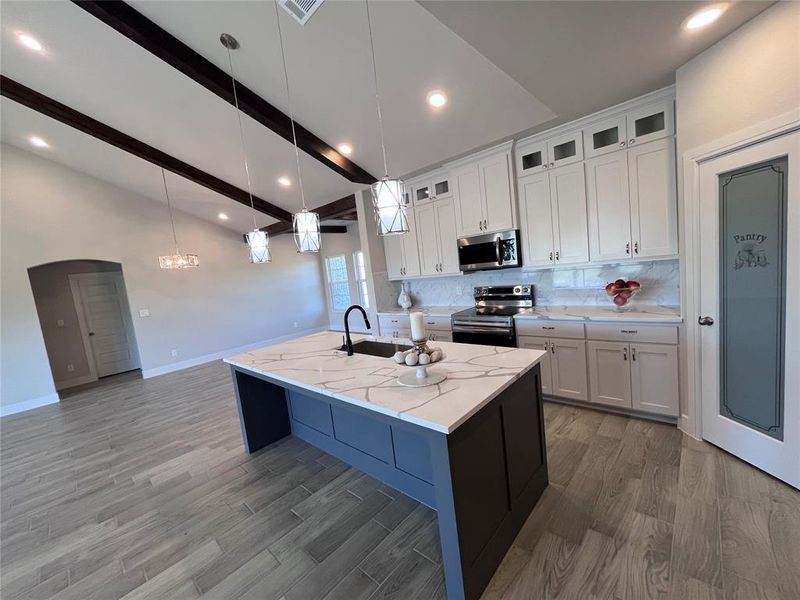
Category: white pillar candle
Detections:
[{"x1": 409, "y1": 311, "x2": 426, "y2": 341}]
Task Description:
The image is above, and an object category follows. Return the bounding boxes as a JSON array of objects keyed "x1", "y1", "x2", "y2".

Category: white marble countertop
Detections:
[
  {"x1": 224, "y1": 331, "x2": 545, "y2": 434},
  {"x1": 515, "y1": 305, "x2": 682, "y2": 323},
  {"x1": 377, "y1": 306, "x2": 470, "y2": 317}
]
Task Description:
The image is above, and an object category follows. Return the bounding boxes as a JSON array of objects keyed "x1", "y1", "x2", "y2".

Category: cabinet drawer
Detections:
[
  {"x1": 379, "y1": 314, "x2": 408, "y2": 332},
  {"x1": 586, "y1": 323, "x2": 677, "y2": 344},
  {"x1": 515, "y1": 320, "x2": 585, "y2": 339},
  {"x1": 422, "y1": 315, "x2": 452, "y2": 331}
]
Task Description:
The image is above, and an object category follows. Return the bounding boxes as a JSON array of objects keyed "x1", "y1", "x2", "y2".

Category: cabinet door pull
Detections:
[
  {"x1": 632, "y1": 347, "x2": 637, "y2": 361},
  {"x1": 543, "y1": 341, "x2": 548, "y2": 351},
  {"x1": 626, "y1": 242, "x2": 630, "y2": 254},
  {"x1": 634, "y1": 241, "x2": 639, "y2": 254},
  {"x1": 549, "y1": 162, "x2": 555, "y2": 168},
  {"x1": 555, "y1": 251, "x2": 560, "y2": 261},
  {"x1": 549, "y1": 251, "x2": 553, "y2": 261},
  {"x1": 619, "y1": 141, "x2": 626, "y2": 147},
  {"x1": 551, "y1": 343, "x2": 556, "y2": 354},
  {"x1": 623, "y1": 347, "x2": 628, "y2": 361},
  {"x1": 629, "y1": 139, "x2": 636, "y2": 145},
  {"x1": 543, "y1": 164, "x2": 549, "y2": 170}
]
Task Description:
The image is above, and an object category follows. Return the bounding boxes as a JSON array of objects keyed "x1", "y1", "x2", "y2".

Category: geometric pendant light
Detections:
[
  {"x1": 274, "y1": 2, "x2": 321, "y2": 253},
  {"x1": 365, "y1": 0, "x2": 408, "y2": 236},
  {"x1": 220, "y1": 32, "x2": 272, "y2": 263},
  {"x1": 158, "y1": 168, "x2": 199, "y2": 269}
]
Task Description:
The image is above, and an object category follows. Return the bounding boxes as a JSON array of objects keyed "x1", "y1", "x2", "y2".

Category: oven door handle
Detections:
[
  {"x1": 452, "y1": 325, "x2": 514, "y2": 335},
  {"x1": 495, "y1": 237, "x2": 503, "y2": 265}
]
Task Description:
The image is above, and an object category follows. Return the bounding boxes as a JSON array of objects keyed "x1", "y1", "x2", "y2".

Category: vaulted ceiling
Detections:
[{"x1": 0, "y1": 0, "x2": 772, "y2": 233}]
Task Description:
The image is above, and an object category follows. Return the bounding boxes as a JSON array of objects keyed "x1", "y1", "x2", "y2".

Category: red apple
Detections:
[
  {"x1": 605, "y1": 282, "x2": 616, "y2": 296},
  {"x1": 619, "y1": 289, "x2": 632, "y2": 300},
  {"x1": 614, "y1": 278, "x2": 626, "y2": 289},
  {"x1": 626, "y1": 280, "x2": 641, "y2": 290},
  {"x1": 613, "y1": 294, "x2": 627, "y2": 306}
]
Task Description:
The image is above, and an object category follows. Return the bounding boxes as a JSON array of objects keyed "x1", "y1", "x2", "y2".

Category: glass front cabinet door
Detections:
[
  {"x1": 626, "y1": 99, "x2": 674, "y2": 148},
  {"x1": 584, "y1": 115, "x2": 628, "y2": 159}
]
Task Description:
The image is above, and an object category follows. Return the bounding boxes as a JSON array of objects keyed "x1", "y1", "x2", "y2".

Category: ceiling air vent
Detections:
[{"x1": 279, "y1": 0, "x2": 325, "y2": 26}]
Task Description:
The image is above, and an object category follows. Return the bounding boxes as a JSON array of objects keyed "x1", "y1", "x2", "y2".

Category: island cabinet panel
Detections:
[
  {"x1": 330, "y1": 405, "x2": 393, "y2": 464},
  {"x1": 393, "y1": 427, "x2": 434, "y2": 484},
  {"x1": 287, "y1": 391, "x2": 333, "y2": 436}
]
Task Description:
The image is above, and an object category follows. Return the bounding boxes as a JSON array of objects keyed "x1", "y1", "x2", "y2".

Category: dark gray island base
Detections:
[{"x1": 230, "y1": 364, "x2": 547, "y2": 600}]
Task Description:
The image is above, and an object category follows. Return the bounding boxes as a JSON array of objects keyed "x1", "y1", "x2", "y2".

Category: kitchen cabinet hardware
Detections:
[
  {"x1": 626, "y1": 242, "x2": 630, "y2": 254},
  {"x1": 698, "y1": 316, "x2": 714, "y2": 326},
  {"x1": 634, "y1": 241, "x2": 639, "y2": 254},
  {"x1": 549, "y1": 251, "x2": 553, "y2": 261},
  {"x1": 542, "y1": 326, "x2": 555, "y2": 330},
  {"x1": 551, "y1": 344, "x2": 555, "y2": 354},
  {"x1": 629, "y1": 138, "x2": 636, "y2": 145},
  {"x1": 620, "y1": 329, "x2": 638, "y2": 334},
  {"x1": 632, "y1": 347, "x2": 637, "y2": 361},
  {"x1": 623, "y1": 347, "x2": 628, "y2": 360}
]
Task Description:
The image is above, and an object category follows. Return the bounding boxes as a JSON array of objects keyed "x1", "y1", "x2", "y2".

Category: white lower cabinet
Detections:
[
  {"x1": 587, "y1": 340, "x2": 679, "y2": 416},
  {"x1": 518, "y1": 336, "x2": 587, "y2": 401},
  {"x1": 630, "y1": 343, "x2": 679, "y2": 416},
  {"x1": 587, "y1": 341, "x2": 632, "y2": 409}
]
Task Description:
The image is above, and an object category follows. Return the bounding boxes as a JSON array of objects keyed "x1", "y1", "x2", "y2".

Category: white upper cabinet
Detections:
[
  {"x1": 411, "y1": 170, "x2": 452, "y2": 205},
  {"x1": 549, "y1": 164, "x2": 589, "y2": 265},
  {"x1": 451, "y1": 144, "x2": 516, "y2": 237},
  {"x1": 628, "y1": 138, "x2": 677, "y2": 258},
  {"x1": 583, "y1": 115, "x2": 628, "y2": 159},
  {"x1": 518, "y1": 163, "x2": 589, "y2": 267},
  {"x1": 626, "y1": 99, "x2": 674, "y2": 147},
  {"x1": 451, "y1": 162, "x2": 484, "y2": 237},
  {"x1": 516, "y1": 140, "x2": 548, "y2": 176},
  {"x1": 546, "y1": 130, "x2": 584, "y2": 170},
  {"x1": 415, "y1": 202, "x2": 439, "y2": 276},
  {"x1": 384, "y1": 206, "x2": 421, "y2": 280},
  {"x1": 435, "y1": 199, "x2": 460, "y2": 274},
  {"x1": 519, "y1": 171, "x2": 555, "y2": 267},
  {"x1": 414, "y1": 197, "x2": 459, "y2": 277},
  {"x1": 585, "y1": 151, "x2": 633, "y2": 262}
]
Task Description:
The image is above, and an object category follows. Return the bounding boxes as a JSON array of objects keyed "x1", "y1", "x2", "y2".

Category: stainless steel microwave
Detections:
[{"x1": 457, "y1": 229, "x2": 521, "y2": 272}]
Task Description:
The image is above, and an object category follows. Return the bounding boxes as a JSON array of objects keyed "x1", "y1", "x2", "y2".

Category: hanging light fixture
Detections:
[
  {"x1": 158, "y1": 168, "x2": 199, "y2": 269},
  {"x1": 365, "y1": 0, "x2": 408, "y2": 236},
  {"x1": 221, "y1": 32, "x2": 272, "y2": 263},
  {"x1": 274, "y1": 2, "x2": 321, "y2": 253}
]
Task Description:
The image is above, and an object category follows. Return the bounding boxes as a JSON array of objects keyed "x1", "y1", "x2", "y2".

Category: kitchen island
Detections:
[{"x1": 224, "y1": 331, "x2": 547, "y2": 600}]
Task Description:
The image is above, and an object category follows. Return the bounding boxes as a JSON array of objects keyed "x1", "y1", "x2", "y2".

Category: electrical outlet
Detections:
[
  {"x1": 139, "y1": 308, "x2": 150, "y2": 317},
  {"x1": 66, "y1": 363, "x2": 74, "y2": 372},
  {"x1": 171, "y1": 349, "x2": 178, "y2": 357},
  {"x1": 57, "y1": 319, "x2": 65, "y2": 327}
]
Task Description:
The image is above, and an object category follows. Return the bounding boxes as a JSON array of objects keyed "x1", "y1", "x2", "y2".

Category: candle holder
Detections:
[{"x1": 397, "y1": 337, "x2": 447, "y2": 387}]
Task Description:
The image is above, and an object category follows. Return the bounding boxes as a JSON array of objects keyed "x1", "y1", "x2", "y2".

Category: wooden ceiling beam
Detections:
[
  {"x1": 265, "y1": 194, "x2": 357, "y2": 236},
  {"x1": 72, "y1": 0, "x2": 377, "y2": 185},
  {"x1": 1, "y1": 76, "x2": 293, "y2": 222}
]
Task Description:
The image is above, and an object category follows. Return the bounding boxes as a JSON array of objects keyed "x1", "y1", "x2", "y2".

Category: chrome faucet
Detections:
[{"x1": 343, "y1": 305, "x2": 371, "y2": 356}]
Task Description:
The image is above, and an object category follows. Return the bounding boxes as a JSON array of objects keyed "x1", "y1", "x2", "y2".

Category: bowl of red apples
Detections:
[{"x1": 605, "y1": 279, "x2": 641, "y2": 310}]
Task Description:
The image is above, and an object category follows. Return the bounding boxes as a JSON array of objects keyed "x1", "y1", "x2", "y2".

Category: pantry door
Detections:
[{"x1": 698, "y1": 130, "x2": 799, "y2": 488}]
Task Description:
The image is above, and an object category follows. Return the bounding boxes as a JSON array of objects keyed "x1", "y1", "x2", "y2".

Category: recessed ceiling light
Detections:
[
  {"x1": 338, "y1": 143, "x2": 353, "y2": 156},
  {"x1": 16, "y1": 32, "x2": 44, "y2": 52},
  {"x1": 685, "y1": 5, "x2": 725, "y2": 30},
  {"x1": 29, "y1": 136, "x2": 49, "y2": 148},
  {"x1": 218, "y1": 212, "x2": 229, "y2": 220},
  {"x1": 278, "y1": 176, "x2": 291, "y2": 187},
  {"x1": 426, "y1": 90, "x2": 448, "y2": 109}
]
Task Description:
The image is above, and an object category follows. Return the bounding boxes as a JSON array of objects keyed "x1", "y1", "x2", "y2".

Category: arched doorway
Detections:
[{"x1": 27, "y1": 260, "x2": 141, "y2": 394}]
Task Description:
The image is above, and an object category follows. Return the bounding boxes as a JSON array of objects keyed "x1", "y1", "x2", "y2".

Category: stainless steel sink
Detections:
[{"x1": 337, "y1": 340, "x2": 411, "y2": 358}]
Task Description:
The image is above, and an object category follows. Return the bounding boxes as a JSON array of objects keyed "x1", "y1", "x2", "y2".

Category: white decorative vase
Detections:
[{"x1": 398, "y1": 282, "x2": 412, "y2": 310}]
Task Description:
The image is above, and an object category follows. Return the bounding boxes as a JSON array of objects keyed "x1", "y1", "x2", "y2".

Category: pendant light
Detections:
[
  {"x1": 158, "y1": 168, "x2": 199, "y2": 269},
  {"x1": 365, "y1": 0, "x2": 408, "y2": 236},
  {"x1": 221, "y1": 32, "x2": 272, "y2": 263},
  {"x1": 274, "y1": 2, "x2": 321, "y2": 253}
]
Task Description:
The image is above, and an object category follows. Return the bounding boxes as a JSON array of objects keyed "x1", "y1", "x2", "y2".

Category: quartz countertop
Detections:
[
  {"x1": 377, "y1": 306, "x2": 470, "y2": 317},
  {"x1": 224, "y1": 331, "x2": 545, "y2": 434},
  {"x1": 515, "y1": 305, "x2": 682, "y2": 323}
]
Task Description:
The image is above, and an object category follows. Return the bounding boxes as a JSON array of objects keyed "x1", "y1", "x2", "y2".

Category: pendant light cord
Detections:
[
  {"x1": 365, "y1": 0, "x2": 389, "y2": 179},
  {"x1": 274, "y1": 1, "x2": 307, "y2": 212},
  {"x1": 224, "y1": 46, "x2": 259, "y2": 231},
  {"x1": 160, "y1": 168, "x2": 180, "y2": 254}
]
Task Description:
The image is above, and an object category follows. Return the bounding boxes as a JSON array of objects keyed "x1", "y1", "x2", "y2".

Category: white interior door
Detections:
[
  {"x1": 70, "y1": 272, "x2": 139, "y2": 378},
  {"x1": 699, "y1": 130, "x2": 799, "y2": 488}
]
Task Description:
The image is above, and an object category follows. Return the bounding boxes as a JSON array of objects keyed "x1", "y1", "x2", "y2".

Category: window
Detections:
[
  {"x1": 353, "y1": 251, "x2": 370, "y2": 309},
  {"x1": 325, "y1": 255, "x2": 351, "y2": 311}
]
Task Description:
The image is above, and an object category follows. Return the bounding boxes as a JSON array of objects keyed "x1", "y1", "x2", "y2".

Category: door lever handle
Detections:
[{"x1": 698, "y1": 316, "x2": 715, "y2": 326}]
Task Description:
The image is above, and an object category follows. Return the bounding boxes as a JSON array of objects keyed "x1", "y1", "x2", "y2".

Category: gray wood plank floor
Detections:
[{"x1": 1, "y1": 360, "x2": 798, "y2": 599}]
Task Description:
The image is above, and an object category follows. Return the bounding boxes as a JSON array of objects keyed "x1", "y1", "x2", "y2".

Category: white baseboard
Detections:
[
  {"x1": 0, "y1": 393, "x2": 60, "y2": 418},
  {"x1": 54, "y1": 374, "x2": 97, "y2": 391},
  {"x1": 141, "y1": 327, "x2": 329, "y2": 379}
]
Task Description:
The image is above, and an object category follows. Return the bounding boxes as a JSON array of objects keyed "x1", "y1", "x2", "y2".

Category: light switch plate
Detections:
[{"x1": 139, "y1": 309, "x2": 150, "y2": 317}]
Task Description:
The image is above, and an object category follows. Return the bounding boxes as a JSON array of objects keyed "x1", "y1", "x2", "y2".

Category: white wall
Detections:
[
  {"x1": 0, "y1": 144, "x2": 328, "y2": 411},
  {"x1": 676, "y1": 1, "x2": 800, "y2": 159}
]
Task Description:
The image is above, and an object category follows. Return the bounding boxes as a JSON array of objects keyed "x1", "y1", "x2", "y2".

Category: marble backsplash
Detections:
[{"x1": 375, "y1": 260, "x2": 680, "y2": 310}]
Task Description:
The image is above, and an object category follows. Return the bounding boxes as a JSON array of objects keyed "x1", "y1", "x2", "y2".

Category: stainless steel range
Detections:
[{"x1": 451, "y1": 285, "x2": 534, "y2": 347}]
